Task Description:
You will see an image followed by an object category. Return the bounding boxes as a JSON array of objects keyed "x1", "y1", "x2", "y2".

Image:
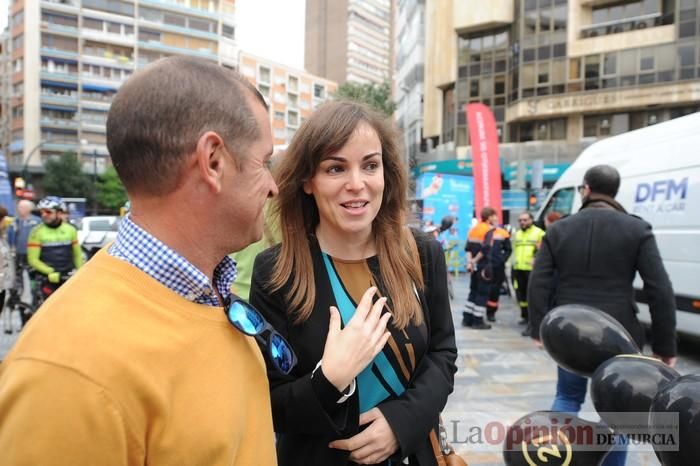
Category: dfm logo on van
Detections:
[{"x1": 633, "y1": 177, "x2": 688, "y2": 214}]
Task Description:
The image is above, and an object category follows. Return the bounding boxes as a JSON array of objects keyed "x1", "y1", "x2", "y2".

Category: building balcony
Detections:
[
  {"x1": 80, "y1": 99, "x2": 112, "y2": 111},
  {"x1": 41, "y1": 22, "x2": 80, "y2": 37},
  {"x1": 137, "y1": 19, "x2": 219, "y2": 41},
  {"x1": 80, "y1": 145, "x2": 109, "y2": 157},
  {"x1": 40, "y1": 70, "x2": 79, "y2": 83},
  {"x1": 41, "y1": 47, "x2": 80, "y2": 60},
  {"x1": 581, "y1": 0, "x2": 629, "y2": 6},
  {"x1": 138, "y1": 0, "x2": 220, "y2": 20},
  {"x1": 80, "y1": 30, "x2": 136, "y2": 48},
  {"x1": 40, "y1": 117, "x2": 79, "y2": 129},
  {"x1": 80, "y1": 120, "x2": 107, "y2": 132},
  {"x1": 41, "y1": 93, "x2": 79, "y2": 106},
  {"x1": 43, "y1": 142, "x2": 80, "y2": 153},
  {"x1": 453, "y1": 0, "x2": 514, "y2": 34},
  {"x1": 41, "y1": 0, "x2": 79, "y2": 14},
  {"x1": 81, "y1": 75, "x2": 125, "y2": 90},
  {"x1": 81, "y1": 53, "x2": 135, "y2": 70},
  {"x1": 581, "y1": 13, "x2": 673, "y2": 38},
  {"x1": 137, "y1": 41, "x2": 217, "y2": 60}
]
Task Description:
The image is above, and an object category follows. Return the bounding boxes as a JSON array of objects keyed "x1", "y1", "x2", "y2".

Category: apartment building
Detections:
[
  {"x1": 7, "y1": 0, "x2": 237, "y2": 179},
  {"x1": 305, "y1": 0, "x2": 393, "y2": 85},
  {"x1": 424, "y1": 0, "x2": 700, "y2": 166},
  {"x1": 239, "y1": 51, "x2": 337, "y2": 147},
  {"x1": 394, "y1": 0, "x2": 425, "y2": 171},
  {"x1": 1, "y1": 30, "x2": 10, "y2": 162}
]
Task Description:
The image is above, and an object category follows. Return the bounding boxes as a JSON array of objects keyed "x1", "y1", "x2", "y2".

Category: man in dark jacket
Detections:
[{"x1": 528, "y1": 164, "x2": 677, "y2": 466}]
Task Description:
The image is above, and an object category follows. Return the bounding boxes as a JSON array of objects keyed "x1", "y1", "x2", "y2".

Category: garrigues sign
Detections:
[
  {"x1": 507, "y1": 82, "x2": 700, "y2": 121},
  {"x1": 527, "y1": 92, "x2": 618, "y2": 115}
]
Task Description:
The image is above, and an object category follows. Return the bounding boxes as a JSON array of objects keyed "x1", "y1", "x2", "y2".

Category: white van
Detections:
[{"x1": 536, "y1": 112, "x2": 700, "y2": 339}]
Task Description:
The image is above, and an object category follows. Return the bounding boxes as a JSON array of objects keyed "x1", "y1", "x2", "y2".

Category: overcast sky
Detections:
[
  {"x1": 0, "y1": 0, "x2": 306, "y2": 69},
  {"x1": 0, "y1": 0, "x2": 8, "y2": 31},
  {"x1": 237, "y1": 0, "x2": 305, "y2": 69}
]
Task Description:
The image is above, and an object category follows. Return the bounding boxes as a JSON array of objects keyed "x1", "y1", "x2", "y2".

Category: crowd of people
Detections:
[
  {"x1": 0, "y1": 56, "x2": 677, "y2": 466},
  {"x1": 0, "y1": 196, "x2": 83, "y2": 333}
]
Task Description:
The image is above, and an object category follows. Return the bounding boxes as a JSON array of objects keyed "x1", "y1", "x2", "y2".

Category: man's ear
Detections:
[{"x1": 195, "y1": 131, "x2": 229, "y2": 193}]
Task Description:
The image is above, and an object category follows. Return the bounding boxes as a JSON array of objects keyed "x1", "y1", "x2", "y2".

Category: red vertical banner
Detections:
[{"x1": 465, "y1": 103, "x2": 503, "y2": 223}]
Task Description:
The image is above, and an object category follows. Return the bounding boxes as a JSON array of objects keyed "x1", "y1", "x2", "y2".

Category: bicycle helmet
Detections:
[{"x1": 37, "y1": 196, "x2": 65, "y2": 212}]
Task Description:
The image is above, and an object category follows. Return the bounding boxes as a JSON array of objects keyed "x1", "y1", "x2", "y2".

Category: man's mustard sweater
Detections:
[{"x1": 0, "y1": 249, "x2": 277, "y2": 466}]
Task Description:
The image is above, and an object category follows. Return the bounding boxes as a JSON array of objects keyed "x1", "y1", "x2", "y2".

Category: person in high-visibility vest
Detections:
[{"x1": 511, "y1": 212, "x2": 545, "y2": 337}]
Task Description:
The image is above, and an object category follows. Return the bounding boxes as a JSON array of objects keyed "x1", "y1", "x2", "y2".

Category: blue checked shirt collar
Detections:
[{"x1": 109, "y1": 215, "x2": 237, "y2": 307}]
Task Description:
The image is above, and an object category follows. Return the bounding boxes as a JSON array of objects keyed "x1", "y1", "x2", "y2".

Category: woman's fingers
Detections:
[
  {"x1": 327, "y1": 306, "x2": 341, "y2": 340},
  {"x1": 364, "y1": 296, "x2": 387, "y2": 328},
  {"x1": 374, "y1": 331, "x2": 391, "y2": 355},
  {"x1": 371, "y1": 313, "x2": 391, "y2": 345},
  {"x1": 351, "y1": 287, "x2": 377, "y2": 323}
]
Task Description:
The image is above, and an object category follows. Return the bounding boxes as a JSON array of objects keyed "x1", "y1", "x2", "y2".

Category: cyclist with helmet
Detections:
[{"x1": 27, "y1": 196, "x2": 83, "y2": 289}]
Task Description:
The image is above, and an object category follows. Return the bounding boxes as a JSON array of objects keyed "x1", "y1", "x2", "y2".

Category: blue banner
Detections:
[
  {"x1": 0, "y1": 154, "x2": 15, "y2": 216},
  {"x1": 418, "y1": 174, "x2": 474, "y2": 272}
]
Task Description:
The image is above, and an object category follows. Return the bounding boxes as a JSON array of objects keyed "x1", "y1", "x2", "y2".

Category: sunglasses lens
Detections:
[
  {"x1": 227, "y1": 301, "x2": 265, "y2": 335},
  {"x1": 269, "y1": 333, "x2": 295, "y2": 374}
]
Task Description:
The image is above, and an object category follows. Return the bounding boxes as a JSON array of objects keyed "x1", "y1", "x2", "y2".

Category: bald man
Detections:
[{"x1": 8, "y1": 200, "x2": 40, "y2": 271}]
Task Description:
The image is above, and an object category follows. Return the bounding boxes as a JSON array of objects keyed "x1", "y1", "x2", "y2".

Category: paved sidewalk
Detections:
[
  {"x1": 0, "y1": 309, "x2": 22, "y2": 361},
  {"x1": 443, "y1": 273, "x2": 663, "y2": 466}
]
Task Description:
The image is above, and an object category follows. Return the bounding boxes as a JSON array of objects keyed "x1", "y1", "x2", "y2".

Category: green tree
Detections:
[
  {"x1": 96, "y1": 166, "x2": 128, "y2": 213},
  {"x1": 42, "y1": 152, "x2": 92, "y2": 199},
  {"x1": 333, "y1": 81, "x2": 396, "y2": 117}
]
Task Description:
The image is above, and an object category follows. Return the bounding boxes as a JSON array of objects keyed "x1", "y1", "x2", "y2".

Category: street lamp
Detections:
[
  {"x1": 78, "y1": 139, "x2": 101, "y2": 215},
  {"x1": 20, "y1": 138, "x2": 84, "y2": 194}
]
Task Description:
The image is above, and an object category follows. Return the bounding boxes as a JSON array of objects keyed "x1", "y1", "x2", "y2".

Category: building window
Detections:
[
  {"x1": 582, "y1": 0, "x2": 669, "y2": 38},
  {"x1": 274, "y1": 111, "x2": 285, "y2": 121},
  {"x1": 222, "y1": 25, "x2": 235, "y2": 39},
  {"x1": 42, "y1": 12, "x2": 78, "y2": 28},
  {"x1": 510, "y1": 118, "x2": 567, "y2": 142},
  {"x1": 457, "y1": 28, "x2": 509, "y2": 128},
  {"x1": 288, "y1": 75, "x2": 299, "y2": 93},
  {"x1": 258, "y1": 66, "x2": 271, "y2": 84},
  {"x1": 83, "y1": 17, "x2": 103, "y2": 30},
  {"x1": 11, "y1": 10, "x2": 24, "y2": 28},
  {"x1": 138, "y1": 29, "x2": 160, "y2": 43},
  {"x1": 82, "y1": 0, "x2": 134, "y2": 16},
  {"x1": 287, "y1": 110, "x2": 299, "y2": 127},
  {"x1": 441, "y1": 84, "x2": 455, "y2": 144},
  {"x1": 313, "y1": 83, "x2": 326, "y2": 99},
  {"x1": 12, "y1": 34, "x2": 23, "y2": 50},
  {"x1": 583, "y1": 114, "x2": 624, "y2": 138},
  {"x1": 287, "y1": 93, "x2": 298, "y2": 108},
  {"x1": 258, "y1": 84, "x2": 270, "y2": 97}
]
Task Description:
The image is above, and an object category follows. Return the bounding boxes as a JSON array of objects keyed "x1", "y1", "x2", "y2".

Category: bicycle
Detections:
[
  {"x1": 4, "y1": 289, "x2": 35, "y2": 333},
  {"x1": 31, "y1": 271, "x2": 74, "y2": 309},
  {"x1": 2, "y1": 270, "x2": 73, "y2": 333},
  {"x1": 2, "y1": 264, "x2": 35, "y2": 334}
]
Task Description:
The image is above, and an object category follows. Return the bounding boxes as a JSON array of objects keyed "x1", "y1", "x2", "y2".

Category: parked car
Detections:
[{"x1": 75, "y1": 216, "x2": 120, "y2": 258}]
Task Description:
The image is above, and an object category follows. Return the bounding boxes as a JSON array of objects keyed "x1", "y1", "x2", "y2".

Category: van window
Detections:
[{"x1": 542, "y1": 187, "x2": 575, "y2": 219}]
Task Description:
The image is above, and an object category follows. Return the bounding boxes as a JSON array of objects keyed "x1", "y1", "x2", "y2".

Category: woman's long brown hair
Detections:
[{"x1": 267, "y1": 101, "x2": 424, "y2": 328}]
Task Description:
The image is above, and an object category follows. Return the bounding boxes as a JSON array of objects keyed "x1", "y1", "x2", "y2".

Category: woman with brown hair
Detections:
[{"x1": 250, "y1": 101, "x2": 457, "y2": 466}]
